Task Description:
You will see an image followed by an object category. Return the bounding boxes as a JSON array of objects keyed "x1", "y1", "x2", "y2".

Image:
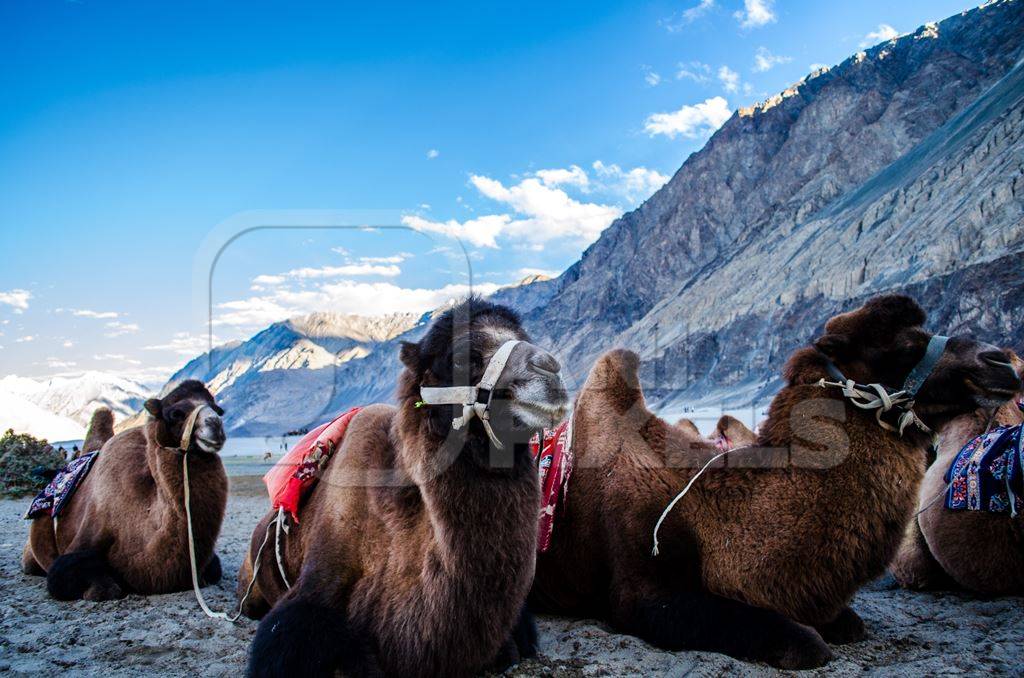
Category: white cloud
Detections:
[
  {"x1": 809, "y1": 62, "x2": 828, "y2": 71},
  {"x1": 860, "y1": 24, "x2": 900, "y2": 48},
  {"x1": 676, "y1": 61, "x2": 711, "y2": 83},
  {"x1": 0, "y1": 289, "x2": 31, "y2": 311},
  {"x1": 642, "y1": 66, "x2": 662, "y2": 87},
  {"x1": 426, "y1": 149, "x2": 440, "y2": 159},
  {"x1": 104, "y1": 321, "x2": 140, "y2": 338},
  {"x1": 43, "y1": 357, "x2": 76, "y2": 369},
  {"x1": 330, "y1": 246, "x2": 350, "y2": 256},
  {"x1": 403, "y1": 214, "x2": 510, "y2": 249},
  {"x1": 144, "y1": 332, "x2": 219, "y2": 356},
  {"x1": 591, "y1": 161, "x2": 669, "y2": 202},
  {"x1": 753, "y1": 47, "x2": 791, "y2": 72},
  {"x1": 16, "y1": 335, "x2": 35, "y2": 343},
  {"x1": 535, "y1": 165, "x2": 590, "y2": 189},
  {"x1": 734, "y1": 0, "x2": 776, "y2": 29},
  {"x1": 515, "y1": 268, "x2": 560, "y2": 279},
  {"x1": 93, "y1": 353, "x2": 142, "y2": 365},
  {"x1": 358, "y1": 253, "x2": 413, "y2": 264},
  {"x1": 662, "y1": 0, "x2": 715, "y2": 31},
  {"x1": 214, "y1": 281, "x2": 503, "y2": 329},
  {"x1": 644, "y1": 96, "x2": 732, "y2": 139},
  {"x1": 252, "y1": 263, "x2": 401, "y2": 288},
  {"x1": 717, "y1": 65, "x2": 740, "y2": 93},
  {"x1": 62, "y1": 340, "x2": 74, "y2": 348},
  {"x1": 70, "y1": 309, "x2": 119, "y2": 319}
]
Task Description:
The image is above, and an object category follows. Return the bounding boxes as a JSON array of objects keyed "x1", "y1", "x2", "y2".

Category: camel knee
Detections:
[
  {"x1": 21, "y1": 543, "x2": 44, "y2": 576},
  {"x1": 46, "y1": 550, "x2": 123, "y2": 601},
  {"x1": 247, "y1": 598, "x2": 372, "y2": 678},
  {"x1": 201, "y1": 553, "x2": 222, "y2": 586}
]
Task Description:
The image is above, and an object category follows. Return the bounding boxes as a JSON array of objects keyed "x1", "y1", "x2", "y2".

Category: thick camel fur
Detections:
[
  {"x1": 239, "y1": 298, "x2": 568, "y2": 678},
  {"x1": 22, "y1": 380, "x2": 228, "y2": 601},
  {"x1": 530, "y1": 295, "x2": 1021, "y2": 669},
  {"x1": 891, "y1": 353, "x2": 1024, "y2": 595}
]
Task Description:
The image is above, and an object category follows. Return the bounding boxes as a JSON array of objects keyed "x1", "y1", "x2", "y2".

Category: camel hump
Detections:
[
  {"x1": 714, "y1": 415, "x2": 756, "y2": 445},
  {"x1": 81, "y1": 407, "x2": 116, "y2": 456},
  {"x1": 675, "y1": 417, "x2": 700, "y2": 437},
  {"x1": 579, "y1": 349, "x2": 643, "y2": 413}
]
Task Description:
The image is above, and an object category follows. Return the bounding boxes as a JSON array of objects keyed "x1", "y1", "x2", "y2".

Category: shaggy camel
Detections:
[
  {"x1": 710, "y1": 414, "x2": 757, "y2": 450},
  {"x1": 530, "y1": 295, "x2": 1021, "y2": 668},
  {"x1": 239, "y1": 299, "x2": 568, "y2": 678},
  {"x1": 891, "y1": 353, "x2": 1024, "y2": 595},
  {"x1": 22, "y1": 380, "x2": 228, "y2": 600}
]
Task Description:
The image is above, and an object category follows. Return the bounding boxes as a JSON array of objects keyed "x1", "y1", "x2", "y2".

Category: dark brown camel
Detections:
[
  {"x1": 22, "y1": 380, "x2": 228, "y2": 600},
  {"x1": 239, "y1": 298, "x2": 569, "y2": 678},
  {"x1": 530, "y1": 295, "x2": 1021, "y2": 669},
  {"x1": 710, "y1": 414, "x2": 757, "y2": 450},
  {"x1": 891, "y1": 352, "x2": 1024, "y2": 595}
]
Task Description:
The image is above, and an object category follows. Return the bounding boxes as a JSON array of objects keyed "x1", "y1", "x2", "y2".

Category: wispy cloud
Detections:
[
  {"x1": 860, "y1": 24, "x2": 900, "y2": 48},
  {"x1": 676, "y1": 61, "x2": 711, "y2": 83},
  {"x1": 16, "y1": 335, "x2": 35, "y2": 343},
  {"x1": 57, "y1": 308, "x2": 120, "y2": 319},
  {"x1": 426, "y1": 148, "x2": 440, "y2": 159},
  {"x1": 644, "y1": 96, "x2": 732, "y2": 139},
  {"x1": 734, "y1": 0, "x2": 776, "y2": 29},
  {"x1": 717, "y1": 66, "x2": 740, "y2": 93},
  {"x1": 144, "y1": 332, "x2": 217, "y2": 356},
  {"x1": 661, "y1": 0, "x2": 715, "y2": 32},
  {"x1": 42, "y1": 357, "x2": 76, "y2": 369},
  {"x1": 93, "y1": 353, "x2": 142, "y2": 365},
  {"x1": 642, "y1": 66, "x2": 662, "y2": 87},
  {"x1": 591, "y1": 161, "x2": 669, "y2": 203},
  {"x1": 104, "y1": 321, "x2": 140, "y2": 337},
  {"x1": 0, "y1": 289, "x2": 31, "y2": 312},
  {"x1": 753, "y1": 47, "x2": 791, "y2": 72}
]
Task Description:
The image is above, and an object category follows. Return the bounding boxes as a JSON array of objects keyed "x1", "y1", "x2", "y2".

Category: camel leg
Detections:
[
  {"x1": 46, "y1": 550, "x2": 125, "y2": 601},
  {"x1": 890, "y1": 518, "x2": 953, "y2": 591},
  {"x1": 487, "y1": 604, "x2": 539, "y2": 672},
  {"x1": 247, "y1": 584, "x2": 379, "y2": 678},
  {"x1": 610, "y1": 587, "x2": 833, "y2": 670},
  {"x1": 237, "y1": 546, "x2": 271, "y2": 620},
  {"x1": 814, "y1": 606, "x2": 866, "y2": 644},
  {"x1": 201, "y1": 553, "x2": 222, "y2": 586},
  {"x1": 21, "y1": 542, "x2": 45, "y2": 576}
]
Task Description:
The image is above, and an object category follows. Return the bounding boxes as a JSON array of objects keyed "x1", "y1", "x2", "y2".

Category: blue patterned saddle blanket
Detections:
[
  {"x1": 945, "y1": 423, "x2": 1023, "y2": 516},
  {"x1": 25, "y1": 452, "x2": 99, "y2": 519}
]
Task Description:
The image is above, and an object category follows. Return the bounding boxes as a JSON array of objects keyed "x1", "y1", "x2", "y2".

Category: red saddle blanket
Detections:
[
  {"x1": 531, "y1": 419, "x2": 574, "y2": 553},
  {"x1": 263, "y1": 407, "x2": 362, "y2": 523},
  {"x1": 265, "y1": 408, "x2": 575, "y2": 553}
]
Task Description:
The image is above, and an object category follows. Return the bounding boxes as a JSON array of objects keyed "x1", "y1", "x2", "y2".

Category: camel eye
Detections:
[{"x1": 168, "y1": 409, "x2": 186, "y2": 423}]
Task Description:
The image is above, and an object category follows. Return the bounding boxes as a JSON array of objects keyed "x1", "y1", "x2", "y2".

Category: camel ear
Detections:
[
  {"x1": 399, "y1": 341, "x2": 420, "y2": 369},
  {"x1": 814, "y1": 334, "x2": 852, "y2": 361},
  {"x1": 144, "y1": 398, "x2": 163, "y2": 419}
]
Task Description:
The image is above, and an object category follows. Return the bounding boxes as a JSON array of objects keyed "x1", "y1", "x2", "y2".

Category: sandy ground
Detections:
[{"x1": 1, "y1": 488, "x2": 1022, "y2": 677}]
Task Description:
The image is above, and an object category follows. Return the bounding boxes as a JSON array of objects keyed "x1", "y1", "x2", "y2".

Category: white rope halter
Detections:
[{"x1": 418, "y1": 339, "x2": 522, "y2": 449}]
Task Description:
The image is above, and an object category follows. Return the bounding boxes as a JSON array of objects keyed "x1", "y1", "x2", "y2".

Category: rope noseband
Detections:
[
  {"x1": 418, "y1": 339, "x2": 522, "y2": 449},
  {"x1": 816, "y1": 335, "x2": 949, "y2": 436}
]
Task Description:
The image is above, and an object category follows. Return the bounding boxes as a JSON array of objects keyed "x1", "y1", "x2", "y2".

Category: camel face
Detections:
[
  {"x1": 814, "y1": 294, "x2": 1021, "y2": 427},
  {"x1": 143, "y1": 380, "x2": 226, "y2": 453},
  {"x1": 402, "y1": 300, "x2": 569, "y2": 435}
]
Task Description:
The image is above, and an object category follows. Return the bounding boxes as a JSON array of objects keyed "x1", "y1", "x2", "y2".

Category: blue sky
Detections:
[{"x1": 0, "y1": 0, "x2": 972, "y2": 383}]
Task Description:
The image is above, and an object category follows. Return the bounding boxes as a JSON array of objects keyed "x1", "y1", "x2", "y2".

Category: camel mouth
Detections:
[
  {"x1": 195, "y1": 436, "x2": 225, "y2": 454},
  {"x1": 513, "y1": 398, "x2": 570, "y2": 428}
]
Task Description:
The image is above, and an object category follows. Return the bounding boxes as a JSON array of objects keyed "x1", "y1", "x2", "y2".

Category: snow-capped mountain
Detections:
[
  {"x1": 0, "y1": 371, "x2": 151, "y2": 441},
  {"x1": 164, "y1": 312, "x2": 423, "y2": 435}
]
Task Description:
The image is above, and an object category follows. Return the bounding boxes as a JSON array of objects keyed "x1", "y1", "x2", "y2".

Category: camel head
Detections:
[
  {"x1": 812, "y1": 294, "x2": 1022, "y2": 430},
  {"x1": 144, "y1": 380, "x2": 226, "y2": 454},
  {"x1": 400, "y1": 297, "x2": 569, "y2": 442}
]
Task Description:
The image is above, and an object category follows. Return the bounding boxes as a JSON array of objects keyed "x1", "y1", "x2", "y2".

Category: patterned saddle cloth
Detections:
[
  {"x1": 530, "y1": 419, "x2": 574, "y2": 553},
  {"x1": 945, "y1": 423, "x2": 1023, "y2": 516},
  {"x1": 25, "y1": 452, "x2": 99, "y2": 520}
]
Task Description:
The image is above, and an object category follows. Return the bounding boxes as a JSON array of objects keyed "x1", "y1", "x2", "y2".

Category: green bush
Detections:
[{"x1": 0, "y1": 429, "x2": 66, "y2": 498}]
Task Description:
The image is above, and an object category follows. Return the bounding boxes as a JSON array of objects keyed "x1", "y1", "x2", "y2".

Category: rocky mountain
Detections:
[
  {"x1": 155, "y1": 0, "x2": 1024, "y2": 433},
  {"x1": 0, "y1": 372, "x2": 150, "y2": 440},
  {"x1": 165, "y1": 312, "x2": 423, "y2": 435},
  {"x1": 499, "y1": 0, "x2": 1024, "y2": 413}
]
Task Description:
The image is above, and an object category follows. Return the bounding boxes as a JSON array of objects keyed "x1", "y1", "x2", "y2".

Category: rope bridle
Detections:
[
  {"x1": 651, "y1": 335, "x2": 951, "y2": 556},
  {"x1": 418, "y1": 339, "x2": 522, "y2": 449},
  {"x1": 816, "y1": 335, "x2": 950, "y2": 436}
]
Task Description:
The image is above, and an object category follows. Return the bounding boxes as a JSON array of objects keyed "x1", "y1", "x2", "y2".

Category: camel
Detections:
[
  {"x1": 22, "y1": 380, "x2": 228, "y2": 600},
  {"x1": 80, "y1": 407, "x2": 114, "y2": 456},
  {"x1": 891, "y1": 353, "x2": 1024, "y2": 595},
  {"x1": 529, "y1": 295, "x2": 1021, "y2": 669},
  {"x1": 710, "y1": 414, "x2": 757, "y2": 450},
  {"x1": 674, "y1": 417, "x2": 701, "y2": 437},
  {"x1": 239, "y1": 298, "x2": 569, "y2": 678}
]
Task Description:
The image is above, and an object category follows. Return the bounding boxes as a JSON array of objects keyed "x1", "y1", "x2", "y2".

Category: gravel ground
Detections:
[{"x1": 1, "y1": 493, "x2": 1021, "y2": 676}]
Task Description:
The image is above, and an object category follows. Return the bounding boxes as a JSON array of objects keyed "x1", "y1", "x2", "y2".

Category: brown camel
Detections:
[
  {"x1": 239, "y1": 298, "x2": 569, "y2": 678},
  {"x1": 710, "y1": 414, "x2": 757, "y2": 450},
  {"x1": 674, "y1": 417, "x2": 701, "y2": 437},
  {"x1": 891, "y1": 352, "x2": 1024, "y2": 595},
  {"x1": 80, "y1": 407, "x2": 115, "y2": 456},
  {"x1": 22, "y1": 380, "x2": 228, "y2": 600},
  {"x1": 530, "y1": 295, "x2": 1021, "y2": 669}
]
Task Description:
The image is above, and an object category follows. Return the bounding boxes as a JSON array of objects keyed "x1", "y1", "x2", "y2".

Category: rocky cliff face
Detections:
[{"x1": 501, "y1": 0, "x2": 1024, "y2": 412}]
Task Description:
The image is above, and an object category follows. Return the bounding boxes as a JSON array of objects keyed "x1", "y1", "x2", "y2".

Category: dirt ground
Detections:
[{"x1": 1, "y1": 490, "x2": 1022, "y2": 676}]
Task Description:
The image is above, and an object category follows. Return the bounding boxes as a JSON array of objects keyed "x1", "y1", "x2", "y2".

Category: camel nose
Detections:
[
  {"x1": 528, "y1": 349, "x2": 561, "y2": 376},
  {"x1": 979, "y1": 349, "x2": 1013, "y2": 369}
]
